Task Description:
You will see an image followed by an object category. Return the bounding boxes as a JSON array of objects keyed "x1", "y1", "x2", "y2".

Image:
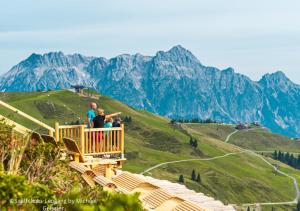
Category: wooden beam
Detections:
[
  {"x1": 0, "y1": 100, "x2": 55, "y2": 133},
  {"x1": 80, "y1": 125, "x2": 85, "y2": 155},
  {"x1": 121, "y1": 124, "x2": 125, "y2": 159},
  {"x1": 0, "y1": 114, "x2": 31, "y2": 134},
  {"x1": 55, "y1": 122, "x2": 60, "y2": 142}
]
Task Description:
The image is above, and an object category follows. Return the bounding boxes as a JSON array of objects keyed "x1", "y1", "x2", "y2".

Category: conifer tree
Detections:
[
  {"x1": 191, "y1": 169, "x2": 196, "y2": 181},
  {"x1": 289, "y1": 154, "x2": 295, "y2": 166},
  {"x1": 193, "y1": 139, "x2": 198, "y2": 148},
  {"x1": 178, "y1": 175, "x2": 184, "y2": 183},
  {"x1": 196, "y1": 173, "x2": 201, "y2": 184},
  {"x1": 284, "y1": 152, "x2": 290, "y2": 163},
  {"x1": 278, "y1": 150, "x2": 282, "y2": 160},
  {"x1": 297, "y1": 155, "x2": 300, "y2": 169},
  {"x1": 273, "y1": 150, "x2": 278, "y2": 159},
  {"x1": 189, "y1": 137, "x2": 193, "y2": 146}
]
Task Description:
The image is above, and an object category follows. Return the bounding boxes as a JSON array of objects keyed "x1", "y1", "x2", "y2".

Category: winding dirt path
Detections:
[
  {"x1": 225, "y1": 129, "x2": 239, "y2": 142},
  {"x1": 140, "y1": 124, "x2": 300, "y2": 207}
]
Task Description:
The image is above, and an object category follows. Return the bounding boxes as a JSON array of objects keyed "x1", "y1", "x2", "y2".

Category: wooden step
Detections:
[
  {"x1": 112, "y1": 172, "x2": 145, "y2": 192},
  {"x1": 142, "y1": 188, "x2": 173, "y2": 209},
  {"x1": 173, "y1": 200, "x2": 206, "y2": 211},
  {"x1": 93, "y1": 175, "x2": 117, "y2": 189}
]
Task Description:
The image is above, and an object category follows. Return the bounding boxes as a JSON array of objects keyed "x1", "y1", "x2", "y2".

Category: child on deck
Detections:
[
  {"x1": 112, "y1": 117, "x2": 121, "y2": 127},
  {"x1": 104, "y1": 118, "x2": 113, "y2": 128}
]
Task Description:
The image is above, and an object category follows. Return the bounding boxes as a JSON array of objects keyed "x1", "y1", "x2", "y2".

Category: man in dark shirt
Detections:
[
  {"x1": 93, "y1": 114, "x2": 106, "y2": 128},
  {"x1": 92, "y1": 108, "x2": 121, "y2": 128}
]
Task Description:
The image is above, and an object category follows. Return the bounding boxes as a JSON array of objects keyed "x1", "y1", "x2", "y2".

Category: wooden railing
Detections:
[
  {"x1": 0, "y1": 100, "x2": 55, "y2": 135},
  {"x1": 55, "y1": 123, "x2": 83, "y2": 144},
  {"x1": 0, "y1": 114, "x2": 31, "y2": 135},
  {"x1": 55, "y1": 123, "x2": 124, "y2": 157},
  {"x1": 0, "y1": 100, "x2": 125, "y2": 158}
]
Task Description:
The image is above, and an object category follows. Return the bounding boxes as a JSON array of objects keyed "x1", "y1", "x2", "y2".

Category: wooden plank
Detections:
[
  {"x1": 58, "y1": 125, "x2": 86, "y2": 129},
  {"x1": 121, "y1": 124, "x2": 124, "y2": 158},
  {"x1": 92, "y1": 131, "x2": 96, "y2": 153},
  {"x1": 59, "y1": 129, "x2": 63, "y2": 142},
  {"x1": 0, "y1": 114, "x2": 31, "y2": 134},
  {"x1": 113, "y1": 130, "x2": 116, "y2": 151},
  {"x1": 119, "y1": 130, "x2": 121, "y2": 151},
  {"x1": 80, "y1": 125, "x2": 85, "y2": 154},
  {"x1": 109, "y1": 130, "x2": 112, "y2": 152},
  {"x1": 0, "y1": 100, "x2": 54, "y2": 133},
  {"x1": 103, "y1": 132, "x2": 106, "y2": 152},
  {"x1": 84, "y1": 127, "x2": 122, "y2": 132},
  {"x1": 88, "y1": 131, "x2": 92, "y2": 153},
  {"x1": 85, "y1": 131, "x2": 88, "y2": 154},
  {"x1": 55, "y1": 122, "x2": 60, "y2": 142},
  {"x1": 96, "y1": 131, "x2": 99, "y2": 153},
  {"x1": 70, "y1": 128, "x2": 73, "y2": 140},
  {"x1": 100, "y1": 131, "x2": 103, "y2": 152},
  {"x1": 84, "y1": 151, "x2": 122, "y2": 156}
]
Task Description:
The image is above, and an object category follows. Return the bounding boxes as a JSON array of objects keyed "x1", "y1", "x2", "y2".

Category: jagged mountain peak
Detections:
[
  {"x1": 259, "y1": 70, "x2": 297, "y2": 91},
  {"x1": 44, "y1": 51, "x2": 64, "y2": 57},
  {"x1": 261, "y1": 71, "x2": 288, "y2": 80},
  {"x1": 25, "y1": 51, "x2": 92, "y2": 68},
  {"x1": 155, "y1": 45, "x2": 201, "y2": 65},
  {"x1": 222, "y1": 67, "x2": 235, "y2": 74},
  {"x1": 1, "y1": 47, "x2": 300, "y2": 137},
  {"x1": 169, "y1": 44, "x2": 188, "y2": 52}
]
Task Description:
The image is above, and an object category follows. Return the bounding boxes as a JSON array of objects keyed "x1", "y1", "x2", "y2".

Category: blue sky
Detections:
[{"x1": 1, "y1": 0, "x2": 300, "y2": 83}]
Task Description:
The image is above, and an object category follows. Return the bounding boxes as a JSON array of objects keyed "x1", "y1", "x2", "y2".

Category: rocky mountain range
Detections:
[{"x1": 1, "y1": 45, "x2": 300, "y2": 137}]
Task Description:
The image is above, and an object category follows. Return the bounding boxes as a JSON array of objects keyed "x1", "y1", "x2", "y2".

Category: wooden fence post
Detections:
[
  {"x1": 49, "y1": 129, "x2": 54, "y2": 137},
  {"x1": 80, "y1": 125, "x2": 85, "y2": 155},
  {"x1": 121, "y1": 124, "x2": 125, "y2": 159},
  {"x1": 55, "y1": 122, "x2": 59, "y2": 142}
]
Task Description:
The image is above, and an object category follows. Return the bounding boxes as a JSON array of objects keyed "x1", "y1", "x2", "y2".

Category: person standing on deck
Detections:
[
  {"x1": 112, "y1": 117, "x2": 121, "y2": 127},
  {"x1": 104, "y1": 118, "x2": 113, "y2": 128},
  {"x1": 92, "y1": 109, "x2": 121, "y2": 158},
  {"x1": 87, "y1": 102, "x2": 97, "y2": 128},
  {"x1": 92, "y1": 108, "x2": 121, "y2": 128}
]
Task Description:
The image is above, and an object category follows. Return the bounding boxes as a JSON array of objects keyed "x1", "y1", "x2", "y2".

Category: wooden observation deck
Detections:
[{"x1": 0, "y1": 100, "x2": 236, "y2": 211}]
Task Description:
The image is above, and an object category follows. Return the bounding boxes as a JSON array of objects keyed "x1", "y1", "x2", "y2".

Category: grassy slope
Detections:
[
  {"x1": 186, "y1": 123, "x2": 300, "y2": 153},
  {"x1": 230, "y1": 128, "x2": 300, "y2": 152},
  {"x1": 0, "y1": 90, "x2": 299, "y2": 207},
  {"x1": 184, "y1": 123, "x2": 236, "y2": 141}
]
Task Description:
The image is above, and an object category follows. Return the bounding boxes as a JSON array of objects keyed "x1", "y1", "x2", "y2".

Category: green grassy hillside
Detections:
[
  {"x1": 185, "y1": 123, "x2": 300, "y2": 153},
  {"x1": 230, "y1": 128, "x2": 300, "y2": 153},
  {"x1": 1, "y1": 90, "x2": 299, "y2": 209},
  {"x1": 184, "y1": 123, "x2": 236, "y2": 141}
]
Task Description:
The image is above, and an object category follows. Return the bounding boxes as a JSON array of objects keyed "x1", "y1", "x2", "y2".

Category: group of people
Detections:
[{"x1": 87, "y1": 102, "x2": 122, "y2": 129}]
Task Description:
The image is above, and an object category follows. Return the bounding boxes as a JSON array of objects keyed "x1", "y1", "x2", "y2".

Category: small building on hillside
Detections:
[
  {"x1": 251, "y1": 121, "x2": 261, "y2": 127},
  {"x1": 235, "y1": 123, "x2": 247, "y2": 130},
  {"x1": 71, "y1": 85, "x2": 85, "y2": 93}
]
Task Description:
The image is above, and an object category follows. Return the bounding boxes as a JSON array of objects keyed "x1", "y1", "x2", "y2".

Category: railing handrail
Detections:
[
  {"x1": 84, "y1": 127, "x2": 122, "y2": 132},
  {"x1": 0, "y1": 114, "x2": 31, "y2": 134},
  {"x1": 58, "y1": 125, "x2": 123, "y2": 132},
  {"x1": 58, "y1": 125, "x2": 86, "y2": 129},
  {"x1": 0, "y1": 100, "x2": 55, "y2": 133}
]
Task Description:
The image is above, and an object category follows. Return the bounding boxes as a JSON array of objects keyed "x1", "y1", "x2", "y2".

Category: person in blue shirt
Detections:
[
  {"x1": 104, "y1": 117, "x2": 113, "y2": 128},
  {"x1": 87, "y1": 102, "x2": 97, "y2": 128}
]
